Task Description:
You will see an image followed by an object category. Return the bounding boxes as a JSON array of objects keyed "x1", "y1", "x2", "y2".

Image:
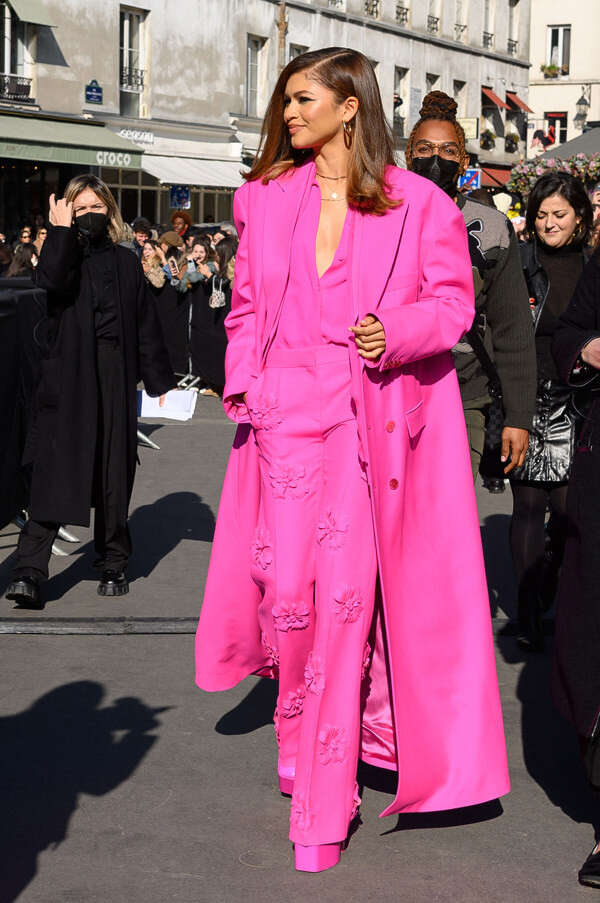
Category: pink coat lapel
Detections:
[{"x1": 351, "y1": 200, "x2": 410, "y2": 322}]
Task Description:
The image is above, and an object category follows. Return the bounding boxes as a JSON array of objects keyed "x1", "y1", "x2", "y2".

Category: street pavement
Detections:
[{"x1": 0, "y1": 398, "x2": 597, "y2": 902}]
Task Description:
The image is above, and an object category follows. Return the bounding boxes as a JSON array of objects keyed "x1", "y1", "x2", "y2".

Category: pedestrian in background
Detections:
[
  {"x1": 131, "y1": 216, "x2": 152, "y2": 260},
  {"x1": 141, "y1": 240, "x2": 166, "y2": 289},
  {"x1": 170, "y1": 210, "x2": 192, "y2": 242},
  {"x1": 13, "y1": 226, "x2": 32, "y2": 251},
  {"x1": 589, "y1": 184, "x2": 600, "y2": 250},
  {"x1": 550, "y1": 248, "x2": 600, "y2": 888},
  {"x1": 405, "y1": 91, "x2": 535, "y2": 491},
  {"x1": 5, "y1": 175, "x2": 174, "y2": 610},
  {"x1": 196, "y1": 46, "x2": 508, "y2": 874},
  {"x1": 6, "y1": 243, "x2": 37, "y2": 278},
  {"x1": 510, "y1": 171, "x2": 593, "y2": 652},
  {"x1": 33, "y1": 225, "x2": 47, "y2": 257}
]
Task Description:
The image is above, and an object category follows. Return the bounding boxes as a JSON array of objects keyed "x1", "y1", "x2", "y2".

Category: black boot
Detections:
[
  {"x1": 482, "y1": 477, "x2": 506, "y2": 494},
  {"x1": 6, "y1": 576, "x2": 43, "y2": 609},
  {"x1": 98, "y1": 569, "x2": 129, "y2": 597},
  {"x1": 579, "y1": 845, "x2": 600, "y2": 887}
]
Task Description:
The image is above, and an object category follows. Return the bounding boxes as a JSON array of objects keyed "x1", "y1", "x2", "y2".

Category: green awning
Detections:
[
  {"x1": 0, "y1": 114, "x2": 142, "y2": 168},
  {"x1": 8, "y1": 0, "x2": 57, "y2": 27}
]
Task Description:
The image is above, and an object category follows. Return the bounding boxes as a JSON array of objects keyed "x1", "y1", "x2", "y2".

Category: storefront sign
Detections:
[
  {"x1": 85, "y1": 80, "x2": 103, "y2": 104},
  {"x1": 96, "y1": 150, "x2": 133, "y2": 168},
  {"x1": 170, "y1": 185, "x2": 191, "y2": 209},
  {"x1": 117, "y1": 128, "x2": 155, "y2": 145}
]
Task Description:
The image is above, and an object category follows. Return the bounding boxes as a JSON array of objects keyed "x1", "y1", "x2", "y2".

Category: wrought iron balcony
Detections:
[
  {"x1": 507, "y1": 38, "x2": 518, "y2": 56},
  {"x1": 364, "y1": 0, "x2": 380, "y2": 17},
  {"x1": 0, "y1": 74, "x2": 34, "y2": 104},
  {"x1": 455, "y1": 23, "x2": 467, "y2": 41},
  {"x1": 396, "y1": 3, "x2": 409, "y2": 25},
  {"x1": 427, "y1": 15, "x2": 439, "y2": 34},
  {"x1": 483, "y1": 31, "x2": 494, "y2": 48},
  {"x1": 120, "y1": 67, "x2": 145, "y2": 92}
]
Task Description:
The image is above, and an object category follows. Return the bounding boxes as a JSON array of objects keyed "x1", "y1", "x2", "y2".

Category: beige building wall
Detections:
[{"x1": 528, "y1": 0, "x2": 600, "y2": 146}]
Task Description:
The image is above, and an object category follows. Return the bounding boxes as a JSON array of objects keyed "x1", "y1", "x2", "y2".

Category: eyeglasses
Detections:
[{"x1": 413, "y1": 140, "x2": 461, "y2": 161}]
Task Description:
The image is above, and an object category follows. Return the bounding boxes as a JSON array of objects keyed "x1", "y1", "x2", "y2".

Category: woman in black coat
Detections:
[
  {"x1": 551, "y1": 249, "x2": 600, "y2": 887},
  {"x1": 5, "y1": 175, "x2": 174, "y2": 609},
  {"x1": 190, "y1": 235, "x2": 236, "y2": 396},
  {"x1": 510, "y1": 172, "x2": 593, "y2": 651}
]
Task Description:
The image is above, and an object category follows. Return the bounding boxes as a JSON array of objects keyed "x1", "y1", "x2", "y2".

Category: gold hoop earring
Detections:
[{"x1": 343, "y1": 120, "x2": 353, "y2": 149}]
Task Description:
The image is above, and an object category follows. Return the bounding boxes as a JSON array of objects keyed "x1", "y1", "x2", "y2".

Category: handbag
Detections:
[
  {"x1": 466, "y1": 321, "x2": 505, "y2": 450},
  {"x1": 209, "y1": 275, "x2": 226, "y2": 309}
]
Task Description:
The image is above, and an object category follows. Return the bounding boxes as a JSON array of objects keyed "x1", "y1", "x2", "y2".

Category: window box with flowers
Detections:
[
  {"x1": 505, "y1": 133, "x2": 520, "y2": 153},
  {"x1": 480, "y1": 129, "x2": 496, "y2": 150},
  {"x1": 540, "y1": 63, "x2": 568, "y2": 79}
]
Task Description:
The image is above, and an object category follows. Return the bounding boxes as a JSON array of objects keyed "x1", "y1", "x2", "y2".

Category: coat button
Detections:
[
  {"x1": 389, "y1": 478, "x2": 399, "y2": 490},
  {"x1": 385, "y1": 421, "x2": 395, "y2": 433}
]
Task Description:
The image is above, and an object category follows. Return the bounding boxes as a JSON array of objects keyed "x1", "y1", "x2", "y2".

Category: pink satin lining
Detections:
[{"x1": 360, "y1": 605, "x2": 398, "y2": 772}]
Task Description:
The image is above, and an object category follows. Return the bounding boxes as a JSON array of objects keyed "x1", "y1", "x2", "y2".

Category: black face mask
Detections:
[
  {"x1": 75, "y1": 211, "x2": 108, "y2": 239},
  {"x1": 411, "y1": 155, "x2": 460, "y2": 197}
]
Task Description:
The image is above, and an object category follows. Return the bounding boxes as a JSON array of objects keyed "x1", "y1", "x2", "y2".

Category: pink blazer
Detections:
[{"x1": 196, "y1": 160, "x2": 510, "y2": 816}]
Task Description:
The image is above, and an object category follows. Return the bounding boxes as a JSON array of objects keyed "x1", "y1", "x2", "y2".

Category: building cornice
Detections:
[{"x1": 270, "y1": 0, "x2": 530, "y2": 69}]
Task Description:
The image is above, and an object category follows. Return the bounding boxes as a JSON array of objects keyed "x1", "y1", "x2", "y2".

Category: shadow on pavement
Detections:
[
  {"x1": 481, "y1": 513, "x2": 516, "y2": 619},
  {"x1": 215, "y1": 677, "x2": 278, "y2": 735},
  {"x1": 497, "y1": 633, "x2": 600, "y2": 835},
  {"x1": 0, "y1": 681, "x2": 168, "y2": 903},
  {"x1": 32, "y1": 491, "x2": 215, "y2": 604}
]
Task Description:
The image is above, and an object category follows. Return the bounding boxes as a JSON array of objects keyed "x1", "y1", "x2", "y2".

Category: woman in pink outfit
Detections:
[{"x1": 195, "y1": 47, "x2": 510, "y2": 872}]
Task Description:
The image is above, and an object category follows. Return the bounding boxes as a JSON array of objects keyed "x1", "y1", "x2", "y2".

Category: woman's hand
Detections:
[
  {"x1": 49, "y1": 193, "x2": 73, "y2": 228},
  {"x1": 199, "y1": 263, "x2": 212, "y2": 278},
  {"x1": 500, "y1": 427, "x2": 529, "y2": 474},
  {"x1": 581, "y1": 338, "x2": 600, "y2": 370},
  {"x1": 350, "y1": 315, "x2": 386, "y2": 360}
]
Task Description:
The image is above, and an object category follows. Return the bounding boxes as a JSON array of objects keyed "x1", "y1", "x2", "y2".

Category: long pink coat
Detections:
[{"x1": 195, "y1": 160, "x2": 510, "y2": 816}]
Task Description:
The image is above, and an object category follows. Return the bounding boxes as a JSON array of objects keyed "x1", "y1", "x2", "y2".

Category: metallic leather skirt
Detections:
[{"x1": 511, "y1": 379, "x2": 576, "y2": 484}]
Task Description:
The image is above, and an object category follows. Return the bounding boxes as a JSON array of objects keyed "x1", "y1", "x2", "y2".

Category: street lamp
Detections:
[{"x1": 574, "y1": 88, "x2": 591, "y2": 130}]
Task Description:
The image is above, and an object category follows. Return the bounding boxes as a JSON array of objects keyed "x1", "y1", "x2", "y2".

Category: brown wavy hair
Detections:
[
  {"x1": 405, "y1": 91, "x2": 467, "y2": 174},
  {"x1": 64, "y1": 174, "x2": 126, "y2": 243},
  {"x1": 246, "y1": 47, "x2": 399, "y2": 215}
]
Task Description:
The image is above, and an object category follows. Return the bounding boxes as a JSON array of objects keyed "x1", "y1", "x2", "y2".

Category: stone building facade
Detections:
[{"x1": 0, "y1": 0, "x2": 532, "y2": 232}]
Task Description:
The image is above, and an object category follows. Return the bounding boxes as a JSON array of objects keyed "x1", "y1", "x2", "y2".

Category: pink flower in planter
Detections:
[
  {"x1": 318, "y1": 725, "x2": 348, "y2": 764},
  {"x1": 280, "y1": 685, "x2": 306, "y2": 718},
  {"x1": 273, "y1": 600, "x2": 310, "y2": 632},
  {"x1": 252, "y1": 526, "x2": 273, "y2": 570},
  {"x1": 333, "y1": 586, "x2": 364, "y2": 624},
  {"x1": 304, "y1": 652, "x2": 326, "y2": 695}
]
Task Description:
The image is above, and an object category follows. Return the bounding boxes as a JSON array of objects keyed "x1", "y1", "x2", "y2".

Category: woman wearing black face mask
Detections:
[
  {"x1": 5, "y1": 175, "x2": 175, "y2": 609},
  {"x1": 406, "y1": 92, "x2": 535, "y2": 502}
]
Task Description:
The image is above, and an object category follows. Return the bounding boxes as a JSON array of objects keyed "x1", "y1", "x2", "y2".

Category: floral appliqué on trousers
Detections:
[
  {"x1": 252, "y1": 527, "x2": 273, "y2": 570},
  {"x1": 247, "y1": 394, "x2": 282, "y2": 431},
  {"x1": 272, "y1": 601, "x2": 310, "y2": 631},
  {"x1": 304, "y1": 651, "x2": 326, "y2": 695},
  {"x1": 269, "y1": 465, "x2": 309, "y2": 500},
  {"x1": 318, "y1": 726, "x2": 348, "y2": 765},
  {"x1": 317, "y1": 509, "x2": 348, "y2": 549},
  {"x1": 290, "y1": 791, "x2": 314, "y2": 831},
  {"x1": 280, "y1": 686, "x2": 306, "y2": 718},
  {"x1": 333, "y1": 586, "x2": 364, "y2": 624}
]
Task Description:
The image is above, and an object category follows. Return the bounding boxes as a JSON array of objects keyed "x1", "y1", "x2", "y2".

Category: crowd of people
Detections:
[{"x1": 3, "y1": 44, "x2": 600, "y2": 887}]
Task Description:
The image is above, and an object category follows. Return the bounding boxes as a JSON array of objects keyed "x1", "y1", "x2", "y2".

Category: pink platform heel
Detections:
[
  {"x1": 277, "y1": 763, "x2": 295, "y2": 795},
  {"x1": 294, "y1": 842, "x2": 341, "y2": 873}
]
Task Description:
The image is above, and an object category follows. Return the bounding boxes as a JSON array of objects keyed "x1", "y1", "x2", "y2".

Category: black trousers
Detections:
[{"x1": 12, "y1": 340, "x2": 131, "y2": 581}]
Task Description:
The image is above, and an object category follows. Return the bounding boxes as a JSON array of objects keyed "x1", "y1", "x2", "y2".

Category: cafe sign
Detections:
[{"x1": 96, "y1": 150, "x2": 134, "y2": 168}]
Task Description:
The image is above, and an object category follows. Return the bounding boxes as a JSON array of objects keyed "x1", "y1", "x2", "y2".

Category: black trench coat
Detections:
[
  {"x1": 551, "y1": 251, "x2": 600, "y2": 737},
  {"x1": 24, "y1": 225, "x2": 174, "y2": 528}
]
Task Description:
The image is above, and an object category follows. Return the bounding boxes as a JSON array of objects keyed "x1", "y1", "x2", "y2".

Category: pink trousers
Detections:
[{"x1": 248, "y1": 346, "x2": 377, "y2": 845}]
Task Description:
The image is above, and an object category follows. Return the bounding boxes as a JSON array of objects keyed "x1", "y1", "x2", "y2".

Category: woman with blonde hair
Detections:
[
  {"x1": 195, "y1": 47, "x2": 508, "y2": 872},
  {"x1": 5, "y1": 174, "x2": 174, "y2": 609}
]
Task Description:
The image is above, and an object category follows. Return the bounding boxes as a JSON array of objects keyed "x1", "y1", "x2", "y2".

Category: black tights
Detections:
[{"x1": 510, "y1": 480, "x2": 569, "y2": 611}]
